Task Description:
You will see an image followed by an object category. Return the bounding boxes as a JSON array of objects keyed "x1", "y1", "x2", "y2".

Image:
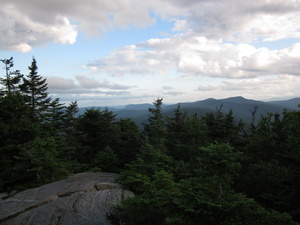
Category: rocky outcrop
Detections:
[{"x1": 0, "y1": 172, "x2": 134, "y2": 225}]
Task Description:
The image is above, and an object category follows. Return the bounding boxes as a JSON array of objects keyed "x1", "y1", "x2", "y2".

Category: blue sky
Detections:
[{"x1": 1, "y1": 0, "x2": 300, "y2": 107}]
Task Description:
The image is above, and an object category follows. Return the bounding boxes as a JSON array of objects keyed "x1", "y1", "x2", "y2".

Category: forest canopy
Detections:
[{"x1": 1, "y1": 57, "x2": 300, "y2": 225}]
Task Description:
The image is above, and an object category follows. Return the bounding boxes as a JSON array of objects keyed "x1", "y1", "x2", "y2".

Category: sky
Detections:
[{"x1": 1, "y1": 0, "x2": 300, "y2": 107}]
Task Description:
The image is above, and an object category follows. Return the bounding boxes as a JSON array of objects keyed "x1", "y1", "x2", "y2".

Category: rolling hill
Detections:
[{"x1": 79, "y1": 96, "x2": 300, "y2": 127}]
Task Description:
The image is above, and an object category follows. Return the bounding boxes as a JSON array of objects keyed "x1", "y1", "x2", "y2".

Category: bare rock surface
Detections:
[{"x1": 0, "y1": 172, "x2": 134, "y2": 225}]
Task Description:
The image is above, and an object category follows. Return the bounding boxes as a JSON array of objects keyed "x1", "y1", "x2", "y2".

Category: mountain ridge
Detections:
[{"x1": 78, "y1": 96, "x2": 300, "y2": 126}]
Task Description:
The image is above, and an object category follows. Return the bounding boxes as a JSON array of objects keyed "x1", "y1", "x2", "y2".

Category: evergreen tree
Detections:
[
  {"x1": 76, "y1": 108, "x2": 103, "y2": 164},
  {"x1": 120, "y1": 141, "x2": 175, "y2": 204},
  {"x1": 76, "y1": 108, "x2": 118, "y2": 165},
  {"x1": 61, "y1": 101, "x2": 88, "y2": 169},
  {"x1": 44, "y1": 98, "x2": 66, "y2": 135},
  {"x1": 115, "y1": 118, "x2": 143, "y2": 167},
  {"x1": 0, "y1": 92, "x2": 33, "y2": 191},
  {"x1": 0, "y1": 57, "x2": 72, "y2": 191},
  {"x1": 0, "y1": 57, "x2": 23, "y2": 93},
  {"x1": 22, "y1": 136, "x2": 69, "y2": 183},
  {"x1": 202, "y1": 107, "x2": 244, "y2": 144},
  {"x1": 64, "y1": 101, "x2": 79, "y2": 135},
  {"x1": 92, "y1": 146, "x2": 118, "y2": 172},
  {"x1": 144, "y1": 98, "x2": 166, "y2": 149},
  {"x1": 236, "y1": 110, "x2": 300, "y2": 222},
  {"x1": 166, "y1": 105, "x2": 208, "y2": 161},
  {"x1": 98, "y1": 107, "x2": 118, "y2": 149},
  {"x1": 165, "y1": 104, "x2": 187, "y2": 160},
  {"x1": 20, "y1": 57, "x2": 51, "y2": 122},
  {"x1": 121, "y1": 142, "x2": 297, "y2": 225}
]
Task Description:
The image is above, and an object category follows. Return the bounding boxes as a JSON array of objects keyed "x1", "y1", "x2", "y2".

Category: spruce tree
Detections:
[
  {"x1": 115, "y1": 118, "x2": 142, "y2": 167},
  {"x1": 20, "y1": 57, "x2": 51, "y2": 122},
  {"x1": 76, "y1": 108, "x2": 118, "y2": 165},
  {"x1": 143, "y1": 98, "x2": 166, "y2": 149},
  {"x1": 64, "y1": 101, "x2": 79, "y2": 131},
  {"x1": 63, "y1": 101, "x2": 80, "y2": 147},
  {"x1": 45, "y1": 97, "x2": 66, "y2": 135}
]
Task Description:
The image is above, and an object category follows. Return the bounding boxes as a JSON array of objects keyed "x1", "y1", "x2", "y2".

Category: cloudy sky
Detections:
[{"x1": 1, "y1": 0, "x2": 300, "y2": 107}]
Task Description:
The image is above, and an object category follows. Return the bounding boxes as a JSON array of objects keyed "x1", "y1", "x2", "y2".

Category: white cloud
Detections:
[
  {"x1": 162, "y1": 91, "x2": 183, "y2": 96},
  {"x1": 87, "y1": 45, "x2": 175, "y2": 76},
  {"x1": 0, "y1": 3, "x2": 78, "y2": 52},
  {"x1": 86, "y1": 33, "x2": 300, "y2": 79},
  {"x1": 194, "y1": 75, "x2": 300, "y2": 100},
  {"x1": 172, "y1": 20, "x2": 188, "y2": 32},
  {"x1": 175, "y1": 0, "x2": 300, "y2": 42},
  {"x1": 0, "y1": 0, "x2": 156, "y2": 52},
  {"x1": 2, "y1": 0, "x2": 300, "y2": 52},
  {"x1": 162, "y1": 85, "x2": 174, "y2": 90},
  {"x1": 47, "y1": 77, "x2": 76, "y2": 90},
  {"x1": 12, "y1": 44, "x2": 32, "y2": 53},
  {"x1": 2, "y1": 0, "x2": 300, "y2": 106},
  {"x1": 75, "y1": 74, "x2": 134, "y2": 90},
  {"x1": 196, "y1": 85, "x2": 218, "y2": 91}
]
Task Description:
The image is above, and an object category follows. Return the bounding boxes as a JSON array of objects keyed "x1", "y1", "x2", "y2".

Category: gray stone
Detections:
[
  {"x1": 0, "y1": 193, "x2": 8, "y2": 201},
  {"x1": 0, "y1": 172, "x2": 134, "y2": 225},
  {"x1": 8, "y1": 190, "x2": 17, "y2": 197}
]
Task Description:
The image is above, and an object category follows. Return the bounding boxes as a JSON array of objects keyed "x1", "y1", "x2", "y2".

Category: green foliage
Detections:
[
  {"x1": 121, "y1": 140, "x2": 299, "y2": 225},
  {"x1": 236, "y1": 110, "x2": 300, "y2": 222},
  {"x1": 76, "y1": 107, "x2": 118, "y2": 165},
  {"x1": 121, "y1": 143, "x2": 174, "y2": 193},
  {"x1": 22, "y1": 136, "x2": 69, "y2": 183},
  {"x1": 1, "y1": 57, "x2": 300, "y2": 224},
  {"x1": 0, "y1": 92, "x2": 35, "y2": 190},
  {"x1": 198, "y1": 143, "x2": 241, "y2": 186},
  {"x1": 43, "y1": 98, "x2": 66, "y2": 136},
  {"x1": 63, "y1": 101, "x2": 79, "y2": 137},
  {"x1": 166, "y1": 105, "x2": 208, "y2": 161},
  {"x1": 0, "y1": 57, "x2": 23, "y2": 93},
  {"x1": 121, "y1": 169, "x2": 181, "y2": 225},
  {"x1": 93, "y1": 146, "x2": 118, "y2": 172},
  {"x1": 114, "y1": 118, "x2": 142, "y2": 167},
  {"x1": 202, "y1": 107, "x2": 244, "y2": 144},
  {"x1": 0, "y1": 58, "x2": 71, "y2": 191},
  {"x1": 62, "y1": 101, "x2": 87, "y2": 169},
  {"x1": 220, "y1": 193, "x2": 298, "y2": 225},
  {"x1": 20, "y1": 57, "x2": 52, "y2": 122},
  {"x1": 144, "y1": 98, "x2": 166, "y2": 148}
]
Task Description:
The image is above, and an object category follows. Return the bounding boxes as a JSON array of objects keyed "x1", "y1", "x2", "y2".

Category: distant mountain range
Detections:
[{"x1": 79, "y1": 96, "x2": 300, "y2": 127}]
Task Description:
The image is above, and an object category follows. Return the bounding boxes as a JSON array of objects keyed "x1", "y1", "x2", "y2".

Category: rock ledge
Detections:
[{"x1": 0, "y1": 172, "x2": 134, "y2": 225}]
